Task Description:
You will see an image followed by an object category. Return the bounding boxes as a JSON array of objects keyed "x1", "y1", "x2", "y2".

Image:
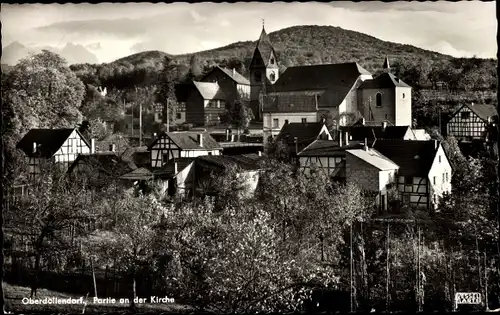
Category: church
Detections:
[{"x1": 181, "y1": 25, "x2": 413, "y2": 139}]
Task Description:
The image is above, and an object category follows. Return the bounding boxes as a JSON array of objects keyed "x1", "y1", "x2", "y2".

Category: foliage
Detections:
[
  {"x1": 220, "y1": 99, "x2": 255, "y2": 133},
  {"x1": 157, "y1": 56, "x2": 180, "y2": 127}
]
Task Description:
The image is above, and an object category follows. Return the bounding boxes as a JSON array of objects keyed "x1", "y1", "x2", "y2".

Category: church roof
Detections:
[
  {"x1": 359, "y1": 72, "x2": 411, "y2": 89},
  {"x1": 254, "y1": 27, "x2": 276, "y2": 67},
  {"x1": 192, "y1": 81, "x2": 226, "y2": 100},
  {"x1": 383, "y1": 56, "x2": 390, "y2": 69},
  {"x1": 272, "y1": 62, "x2": 371, "y2": 93}
]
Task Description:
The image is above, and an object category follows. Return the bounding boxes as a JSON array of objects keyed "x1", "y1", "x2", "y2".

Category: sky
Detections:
[{"x1": 1, "y1": 2, "x2": 497, "y2": 63}]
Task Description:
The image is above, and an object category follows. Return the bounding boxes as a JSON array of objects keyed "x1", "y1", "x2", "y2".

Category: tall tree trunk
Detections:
[
  {"x1": 31, "y1": 252, "x2": 41, "y2": 298},
  {"x1": 130, "y1": 267, "x2": 137, "y2": 309}
]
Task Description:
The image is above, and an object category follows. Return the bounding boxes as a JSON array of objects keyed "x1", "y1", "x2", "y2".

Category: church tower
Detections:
[{"x1": 249, "y1": 24, "x2": 279, "y2": 120}]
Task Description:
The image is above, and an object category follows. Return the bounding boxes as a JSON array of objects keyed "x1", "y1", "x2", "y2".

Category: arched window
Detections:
[
  {"x1": 270, "y1": 57, "x2": 275, "y2": 65},
  {"x1": 254, "y1": 71, "x2": 262, "y2": 83},
  {"x1": 269, "y1": 71, "x2": 276, "y2": 82},
  {"x1": 376, "y1": 93, "x2": 382, "y2": 107}
]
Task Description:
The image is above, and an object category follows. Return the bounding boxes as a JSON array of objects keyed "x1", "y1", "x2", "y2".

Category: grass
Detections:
[{"x1": 3, "y1": 282, "x2": 194, "y2": 314}]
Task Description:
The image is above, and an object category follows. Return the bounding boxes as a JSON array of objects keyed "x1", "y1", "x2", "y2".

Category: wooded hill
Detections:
[{"x1": 69, "y1": 25, "x2": 497, "y2": 92}]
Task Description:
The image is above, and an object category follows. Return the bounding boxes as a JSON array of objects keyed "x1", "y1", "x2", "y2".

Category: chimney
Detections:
[
  {"x1": 345, "y1": 132, "x2": 349, "y2": 146},
  {"x1": 32, "y1": 142, "x2": 37, "y2": 154},
  {"x1": 91, "y1": 138, "x2": 95, "y2": 154},
  {"x1": 110, "y1": 144, "x2": 116, "y2": 152},
  {"x1": 382, "y1": 121, "x2": 387, "y2": 130},
  {"x1": 233, "y1": 68, "x2": 236, "y2": 76},
  {"x1": 471, "y1": 102, "x2": 474, "y2": 106},
  {"x1": 197, "y1": 133, "x2": 203, "y2": 147},
  {"x1": 153, "y1": 132, "x2": 157, "y2": 138},
  {"x1": 339, "y1": 130, "x2": 343, "y2": 147},
  {"x1": 364, "y1": 138, "x2": 368, "y2": 151},
  {"x1": 258, "y1": 151, "x2": 262, "y2": 157},
  {"x1": 362, "y1": 117, "x2": 366, "y2": 126},
  {"x1": 321, "y1": 117, "x2": 326, "y2": 124},
  {"x1": 174, "y1": 161, "x2": 178, "y2": 174},
  {"x1": 434, "y1": 139, "x2": 438, "y2": 150},
  {"x1": 294, "y1": 137, "x2": 299, "y2": 154}
]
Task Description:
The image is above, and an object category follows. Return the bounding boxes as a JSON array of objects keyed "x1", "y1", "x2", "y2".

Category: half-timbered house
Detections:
[
  {"x1": 185, "y1": 81, "x2": 227, "y2": 126},
  {"x1": 17, "y1": 128, "x2": 91, "y2": 178},
  {"x1": 446, "y1": 103, "x2": 498, "y2": 142},
  {"x1": 340, "y1": 123, "x2": 416, "y2": 143},
  {"x1": 276, "y1": 122, "x2": 333, "y2": 163},
  {"x1": 148, "y1": 132, "x2": 222, "y2": 168},
  {"x1": 346, "y1": 146, "x2": 400, "y2": 211},
  {"x1": 297, "y1": 139, "x2": 363, "y2": 181},
  {"x1": 372, "y1": 140, "x2": 452, "y2": 210}
]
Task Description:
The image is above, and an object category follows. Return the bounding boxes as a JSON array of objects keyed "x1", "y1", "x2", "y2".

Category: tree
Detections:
[
  {"x1": 187, "y1": 54, "x2": 203, "y2": 80},
  {"x1": 220, "y1": 99, "x2": 255, "y2": 140},
  {"x1": 83, "y1": 191, "x2": 167, "y2": 308},
  {"x1": 157, "y1": 56, "x2": 179, "y2": 129}
]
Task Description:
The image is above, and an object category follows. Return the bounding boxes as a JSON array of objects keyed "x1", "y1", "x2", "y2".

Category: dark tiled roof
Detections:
[
  {"x1": 340, "y1": 126, "x2": 411, "y2": 141},
  {"x1": 272, "y1": 62, "x2": 371, "y2": 93},
  {"x1": 120, "y1": 167, "x2": 154, "y2": 181},
  {"x1": 17, "y1": 128, "x2": 87, "y2": 158},
  {"x1": 317, "y1": 86, "x2": 354, "y2": 108},
  {"x1": 148, "y1": 132, "x2": 222, "y2": 151},
  {"x1": 262, "y1": 94, "x2": 318, "y2": 113},
  {"x1": 359, "y1": 72, "x2": 410, "y2": 89},
  {"x1": 68, "y1": 152, "x2": 137, "y2": 177},
  {"x1": 216, "y1": 66, "x2": 250, "y2": 85},
  {"x1": 95, "y1": 133, "x2": 130, "y2": 154},
  {"x1": 372, "y1": 140, "x2": 438, "y2": 177},
  {"x1": 462, "y1": 103, "x2": 498, "y2": 121},
  {"x1": 196, "y1": 155, "x2": 263, "y2": 172},
  {"x1": 277, "y1": 123, "x2": 329, "y2": 146},
  {"x1": 298, "y1": 140, "x2": 363, "y2": 157},
  {"x1": 154, "y1": 157, "x2": 196, "y2": 177},
  {"x1": 253, "y1": 28, "x2": 276, "y2": 67}
]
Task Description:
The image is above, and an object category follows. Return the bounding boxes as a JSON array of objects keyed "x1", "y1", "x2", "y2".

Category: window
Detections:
[
  {"x1": 254, "y1": 71, "x2": 262, "y2": 83},
  {"x1": 442, "y1": 173, "x2": 445, "y2": 183},
  {"x1": 439, "y1": 155, "x2": 441, "y2": 163},
  {"x1": 376, "y1": 93, "x2": 382, "y2": 107},
  {"x1": 302, "y1": 118, "x2": 307, "y2": 123},
  {"x1": 461, "y1": 112, "x2": 470, "y2": 120},
  {"x1": 402, "y1": 93, "x2": 406, "y2": 99},
  {"x1": 217, "y1": 100, "x2": 221, "y2": 108},
  {"x1": 270, "y1": 72, "x2": 276, "y2": 82},
  {"x1": 273, "y1": 118, "x2": 279, "y2": 128},
  {"x1": 176, "y1": 113, "x2": 182, "y2": 119},
  {"x1": 402, "y1": 193, "x2": 410, "y2": 205},
  {"x1": 433, "y1": 176, "x2": 436, "y2": 185},
  {"x1": 405, "y1": 176, "x2": 413, "y2": 185},
  {"x1": 285, "y1": 119, "x2": 289, "y2": 124},
  {"x1": 446, "y1": 173, "x2": 449, "y2": 182},
  {"x1": 270, "y1": 57, "x2": 275, "y2": 65}
]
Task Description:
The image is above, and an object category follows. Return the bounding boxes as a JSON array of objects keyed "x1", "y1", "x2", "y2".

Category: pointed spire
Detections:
[{"x1": 383, "y1": 56, "x2": 390, "y2": 72}]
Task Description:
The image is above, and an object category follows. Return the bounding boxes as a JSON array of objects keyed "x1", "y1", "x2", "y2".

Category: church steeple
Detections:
[{"x1": 383, "y1": 56, "x2": 391, "y2": 72}]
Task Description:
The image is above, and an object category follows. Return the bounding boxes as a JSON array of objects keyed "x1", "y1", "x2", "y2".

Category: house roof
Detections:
[
  {"x1": 120, "y1": 167, "x2": 154, "y2": 181},
  {"x1": 175, "y1": 83, "x2": 194, "y2": 102},
  {"x1": 459, "y1": 103, "x2": 498, "y2": 121},
  {"x1": 298, "y1": 140, "x2": 364, "y2": 157},
  {"x1": 120, "y1": 146, "x2": 150, "y2": 166},
  {"x1": 340, "y1": 126, "x2": 411, "y2": 141},
  {"x1": 253, "y1": 27, "x2": 276, "y2": 67},
  {"x1": 68, "y1": 152, "x2": 137, "y2": 177},
  {"x1": 317, "y1": 85, "x2": 354, "y2": 108},
  {"x1": 95, "y1": 133, "x2": 130, "y2": 154},
  {"x1": 192, "y1": 81, "x2": 226, "y2": 100},
  {"x1": 153, "y1": 157, "x2": 196, "y2": 177},
  {"x1": 272, "y1": 62, "x2": 371, "y2": 93},
  {"x1": 372, "y1": 140, "x2": 439, "y2": 177},
  {"x1": 196, "y1": 154, "x2": 263, "y2": 172},
  {"x1": 17, "y1": 128, "x2": 89, "y2": 158},
  {"x1": 277, "y1": 122, "x2": 329, "y2": 145},
  {"x1": 359, "y1": 72, "x2": 410, "y2": 89},
  {"x1": 347, "y1": 148, "x2": 399, "y2": 171},
  {"x1": 216, "y1": 66, "x2": 250, "y2": 85},
  {"x1": 352, "y1": 119, "x2": 395, "y2": 127},
  {"x1": 262, "y1": 94, "x2": 319, "y2": 113},
  {"x1": 148, "y1": 132, "x2": 222, "y2": 151}
]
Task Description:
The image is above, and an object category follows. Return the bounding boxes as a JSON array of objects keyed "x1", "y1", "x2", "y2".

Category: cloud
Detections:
[{"x1": 85, "y1": 42, "x2": 102, "y2": 50}]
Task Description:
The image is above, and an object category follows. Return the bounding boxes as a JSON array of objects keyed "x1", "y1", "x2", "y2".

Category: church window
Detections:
[
  {"x1": 254, "y1": 71, "x2": 262, "y2": 83},
  {"x1": 270, "y1": 72, "x2": 276, "y2": 82},
  {"x1": 270, "y1": 57, "x2": 275, "y2": 64},
  {"x1": 376, "y1": 93, "x2": 382, "y2": 107}
]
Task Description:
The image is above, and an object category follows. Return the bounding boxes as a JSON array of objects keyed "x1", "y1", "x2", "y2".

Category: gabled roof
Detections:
[
  {"x1": 455, "y1": 103, "x2": 498, "y2": 121},
  {"x1": 253, "y1": 27, "x2": 276, "y2": 67},
  {"x1": 120, "y1": 167, "x2": 154, "y2": 181},
  {"x1": 359, "y1": 72, "x2": 410, "y2": 89},
  {"x1": 340, "y1": 126, "x2": 411, "y2": 141},
  {"x1": 346, "y1": 148, "x2": 399, "y2": 171},
  {"x1": 175, "y1": 83, "x2": 194, "y2": 102},
  {"x1": 272, "y1": 62, "x2": 371, "y2": 93},
  {"x1": 262, "y1": 94, "x2": 319, "y2": 113},
  {"x1": 192, "y1": 81, "x2": 226, "y2": 100},
  {"x1": 298, "y1": 140, "x2": 363, "y2": 157},
  {"x1": 148, "y1": 132, "x2": 222, "y2": 151},
  {"x1": 383, "y1": 56, "x2": 390, "y2": 70},
  {"x1": 277, "y1": 122, "x2": 330, "y2": 145},
  {"x1": 196, "y1": 154, "x2": 263, "y2": 172},
  {"x1": 95, "y1": 133, "x2": 130, "y2": 154},
  {"x1": 68, "y1": 152, "x2": 137, "y2": 177},
  {"x1": 17, "y1": 128, "x2": 89, "y2": 158},
  {"x1": 216, "y1": 66, "x2": 250, "y2": 85},
  {"x1": 120, "y1": 146, "x2": 150, "y2": 167},
  {"x1": 372, "y1": 140, "x2": 439, "y2": 177}
]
